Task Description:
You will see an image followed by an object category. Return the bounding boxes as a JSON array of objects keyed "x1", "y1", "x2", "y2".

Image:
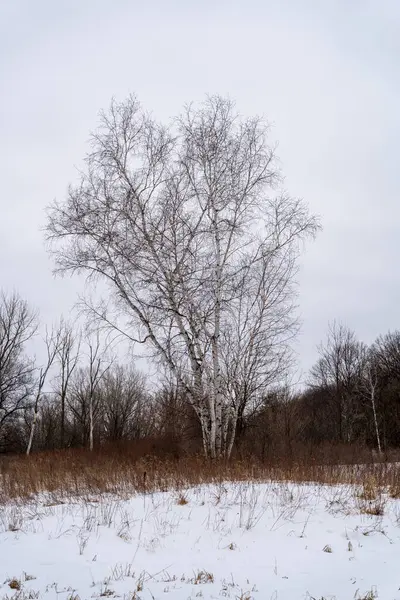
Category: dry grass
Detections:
[
  {"x1": 358, "y1": 476, "x2": 379, "y2": 501},
  {"x1": 7, "y1": 579, "x2": 21, "y2": 591},
  {"x1": 360, "y1": 501, "x2": 385, "y2": 516},
  {"x1": 0, "y1": 445, "x2": 399, "y2": 505},
  {"x1": 0, "y1": 455, "x2": 397, "y2": 600},
  {"x1": 389, "y1": 482, "x2": 400, "y2": 499},
  {"x1": 190, "y1": 570, "x2": 214, "y2": 585},
  {"x1": 175, "y1": 491, "x2": 189, "y2": 505}
]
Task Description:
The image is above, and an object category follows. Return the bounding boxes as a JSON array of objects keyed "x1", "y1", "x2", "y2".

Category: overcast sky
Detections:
[{"x1": 1, "y1": 0, "x2": 399, "y2": 379}]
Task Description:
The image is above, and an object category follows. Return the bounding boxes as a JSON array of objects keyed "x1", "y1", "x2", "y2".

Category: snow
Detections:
[{"x1": 1, "y1": 481, "x2": 399, "y2": 599}]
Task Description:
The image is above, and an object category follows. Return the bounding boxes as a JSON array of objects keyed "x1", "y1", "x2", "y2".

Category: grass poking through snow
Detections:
[{"x1": 1, "y1": 451, "x2": 400, "y2": 599}]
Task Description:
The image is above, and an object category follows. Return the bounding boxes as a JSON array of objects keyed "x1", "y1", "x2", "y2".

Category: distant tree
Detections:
[
  {"x1": 26, "y1": 326, "x2": 62, "y2": 455},
  {"x1": 86, "y1": 332, "x2": 113, "y2": 451},
  {"x1": 67, "y1": 367, "x2": 94, "y2": 447},
  {"x1": 360, "y1": 352, "x2": 382, "y2": 454},
  {"x1": 309, "y1": 322, "x2": 366, "y2": 443},
  {"x1": 100, "y1": 364, "x2": 146, "y2": 442},
  {"x1": 373, "y1": 331, "x2": 400, "y2": 380},
  {"x1": 370, "y1": 331, "x2": 400, "y2": 447},
  {"x1": 53, "y1": 319, "x2": 81, "y2": 447},
  {"x1": 0, "y1": 291, "x2": 37, "y2": 450},
  {"x1": 36, "y1": 394, "x2": 61, "y2": 450},
  {"x1": 153, "y1": 372, "x2": 202, "y2": 453}
]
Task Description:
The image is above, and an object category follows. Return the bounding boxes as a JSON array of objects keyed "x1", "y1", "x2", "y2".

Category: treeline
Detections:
[
  {"x1": 245, "y1": 322, "x2": 400, "y2": 460},
  {"x1": 303, "y1": 322, "x2": 400, "y2": 450},
  {"x1": 0, "y1": 290, "x2": 200, "y2": 455},
  {"x1": 1, "y1": 291, "x2": 399, "y2": 459}
]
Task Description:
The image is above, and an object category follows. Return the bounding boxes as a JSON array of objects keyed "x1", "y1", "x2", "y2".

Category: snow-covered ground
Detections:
[{"x1": 1, "y1": 481, "x2": 399, "y2": 599}]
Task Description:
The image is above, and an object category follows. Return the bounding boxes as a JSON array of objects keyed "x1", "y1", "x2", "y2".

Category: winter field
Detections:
[{"x1": 1, "y1": 457, "x2": 400, "y2": 600}]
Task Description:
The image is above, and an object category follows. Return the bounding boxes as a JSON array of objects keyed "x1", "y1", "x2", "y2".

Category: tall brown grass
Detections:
[{"x1": 0, "y1": 441, "x2": 399, "y2": 504}]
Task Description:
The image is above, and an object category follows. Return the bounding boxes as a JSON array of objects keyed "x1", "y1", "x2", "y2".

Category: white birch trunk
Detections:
[
  {"x1": 26, "y1": 405, "x2": 38, "y2": 455},
  {"x1": 26, "y1": 333, "x2": 59, "y2": 456},
  {"x1": 370, "y1": 379, "x2": 382, "y2": 455},
  {"x1": 226, "y1": 403, "x2": 239, "y2": 459},
  {"x1": 89, "y1": 392, "x2": 94, "y2": 451}
]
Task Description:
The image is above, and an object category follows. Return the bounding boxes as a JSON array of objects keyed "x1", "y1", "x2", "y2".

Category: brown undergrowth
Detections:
[{"x1": 0, "y1": 444, "x2": 399, "y2": 504}]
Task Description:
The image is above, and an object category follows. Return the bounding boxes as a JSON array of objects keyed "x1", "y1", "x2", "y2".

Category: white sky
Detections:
[{"x1": 1, "y1": 0, "x2": 400, "y2": 379}]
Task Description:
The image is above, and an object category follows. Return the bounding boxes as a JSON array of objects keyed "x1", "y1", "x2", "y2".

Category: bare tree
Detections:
[
  {"x1": 154, "y1": 371, "x2": 201, "y2": 452},
  {"x1": 260, "y1": 382, "x2": 300, "y2": 458},
  {"x1": 53, "y1": 319, "x2": 81, "y2": 447},
  {"x1": 370, "y1": 331, "x2": 400, "y2": 448},
  {"x1": 46, "y1": 94, "x2": 319, "y2": 458},
  {"x1": 67, "y1": 367, "x2": 93, "y2": 447},
  {"x1": 86, "y1": 332, "x2": 113, "y2": 451},
  {"x1": 372, "y1": 331, "x2": 400, "y2": 381},
  {"x1": 100, "y1": 364, "x2": 145, "y2": 441},
  {"x1": 361, "y1": 354, "x2": 382, "y2": 455},
  {"x1": 26, "y1": 326, "x2": 61, "y2": 455},
  {"x1": 309, "y1": 322, "x2": 366, "y2": 443},
  {"x1": 0, "y1": 291, "x2": 37, "y2": 447}
]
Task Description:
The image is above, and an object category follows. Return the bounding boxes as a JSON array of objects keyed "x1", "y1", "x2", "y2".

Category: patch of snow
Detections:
[{"x1": 1, "y1": 481, "x2": 399, "y2": 599}]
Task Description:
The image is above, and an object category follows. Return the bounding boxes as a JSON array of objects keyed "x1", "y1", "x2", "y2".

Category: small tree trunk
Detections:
[
  {"x1": 226, "y1": 406, "x2": 239, "y2": 459},
  {"x1": 60, "y1": 392, "x2": 65, "y2": 448},
  {"x1": 89, "y1": 393, "x2": 94, "y2": 451},
  {"x1": 207, "y1": 399, "x2": 217, "y2": 459},
  {"x1": 26, "y1": 405, "x2": 39, "y2": 455},
  {"x1": 371, "y1": 385, "x2": 382, "y2": 455},
  {"x1": 200, "y1": 418, "x2": 210, "y2": 459}
]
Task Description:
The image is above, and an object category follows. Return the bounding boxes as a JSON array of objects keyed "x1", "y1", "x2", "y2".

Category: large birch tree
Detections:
[{"x1": 46, "y1": 95, "x2": 319, "y2": 458}]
